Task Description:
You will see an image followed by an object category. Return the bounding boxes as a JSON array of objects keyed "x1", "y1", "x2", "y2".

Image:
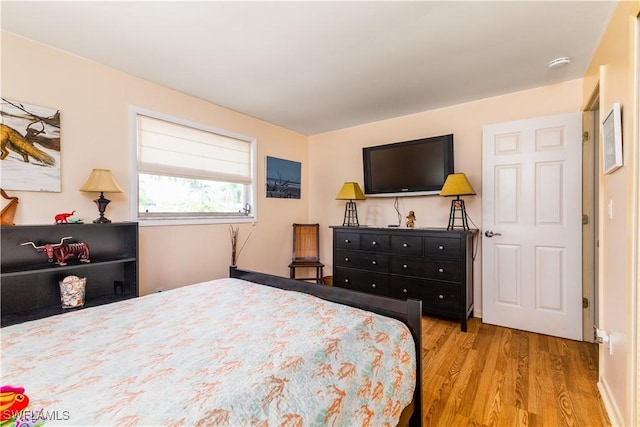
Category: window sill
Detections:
[{"x1": 136, "y1": 216, "x2": 256, "y2": 227}]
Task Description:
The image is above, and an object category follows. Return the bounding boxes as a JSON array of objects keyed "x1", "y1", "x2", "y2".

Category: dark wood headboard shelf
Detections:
[{"x1": 1, "y1": 222, "x2": 139, "y2": 327}]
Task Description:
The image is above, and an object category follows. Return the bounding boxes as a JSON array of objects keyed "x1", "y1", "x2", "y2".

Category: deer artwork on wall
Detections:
[{"x1": 21, "y1": 236, "x2": 90, "y2": 266}]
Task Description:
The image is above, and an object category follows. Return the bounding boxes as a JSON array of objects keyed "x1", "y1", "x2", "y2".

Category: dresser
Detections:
[{"x1": 331, "y1": 226, "x2": 476, "y2": 331}]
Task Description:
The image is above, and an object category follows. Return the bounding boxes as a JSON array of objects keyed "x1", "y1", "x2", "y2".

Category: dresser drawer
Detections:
[
  {"x1": 390, "y1": 256, "x2": 462, "y2": 282},
  {"x1": 334, "y1": 231, "x2": 361, "y2": 250},
  {"x1": 334, "y1": 268, "x2": 389, "y2": 296},
  {"x1": 421, "y1": 282, "x2": 461, "y2": 313},
  {"x1": 390, "y1": 235, "x2": 423, "y2": 256},
  {"x1": 424, "y1": 237, "x2": 461, "y2": 259},
  {"x1": 359, "y1": 233, "x2": 390, "y2": 252},
  {"x1": 335, "y1": 249, "x2": 388, "y2": 273},
  {"x1": 390, "y1": 276, "x2": 460, "y2": 313}
]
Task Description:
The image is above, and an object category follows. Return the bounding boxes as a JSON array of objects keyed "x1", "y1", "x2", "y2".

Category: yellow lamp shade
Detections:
[
  {"x1": 336, "y1": 182, "x2": 365, "y2": 200},
  {"x1": 439, "y1": 173, "x2": 476, "y2": 197},
  {"x1": 80, "y1": 169, "x2": 123, "y2": 193}
]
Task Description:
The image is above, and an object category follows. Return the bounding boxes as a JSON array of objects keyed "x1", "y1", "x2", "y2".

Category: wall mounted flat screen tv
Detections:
[{"x1": 363, "y1": 134, "x2": 454, "y2": 197}]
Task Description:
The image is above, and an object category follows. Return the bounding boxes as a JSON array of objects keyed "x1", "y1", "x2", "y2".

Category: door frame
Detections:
[
  {"x1": 583, "y1": 90, "x2": 599, "y2": 342},
  {"x1": 631, "y1": 12, "x2": 639, "y2": 426}
]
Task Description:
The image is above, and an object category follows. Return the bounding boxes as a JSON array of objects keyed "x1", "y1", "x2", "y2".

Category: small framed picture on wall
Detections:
[
  {"x1": 265, "y1": 156, "x2": 301, "y2": 199},
  {"x1": 602, "y1": 102, "x2": 622, "y2": 174}
]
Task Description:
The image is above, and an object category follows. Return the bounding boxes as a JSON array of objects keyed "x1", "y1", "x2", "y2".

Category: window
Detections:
[{"x1": 130, "y1": 107, "x2": 256, "y2": 225}]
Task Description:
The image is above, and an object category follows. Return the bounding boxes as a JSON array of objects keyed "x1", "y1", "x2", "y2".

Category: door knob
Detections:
[{"x1": 485, "y1": 230, "x2": 502, "y2": 238}]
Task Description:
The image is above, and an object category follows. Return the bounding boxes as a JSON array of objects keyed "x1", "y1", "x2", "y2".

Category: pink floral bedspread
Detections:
[{"x1": 1, "y1": 278, "x2": 416, "y2": 426}]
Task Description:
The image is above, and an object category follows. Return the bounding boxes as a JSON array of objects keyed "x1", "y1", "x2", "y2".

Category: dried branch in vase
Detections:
[{"x1": 229, "y1": 225, "x2": 251, "y2": 266}]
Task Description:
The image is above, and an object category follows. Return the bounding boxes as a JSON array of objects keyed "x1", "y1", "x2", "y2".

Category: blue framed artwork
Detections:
[{"x1": 266, "y1": 156, "x2": 301, "y2": 199}]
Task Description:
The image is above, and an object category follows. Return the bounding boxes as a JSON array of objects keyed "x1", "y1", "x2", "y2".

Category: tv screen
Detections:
[{"x1": 363, "y1": 134, "x2": 454, "y2": 197}]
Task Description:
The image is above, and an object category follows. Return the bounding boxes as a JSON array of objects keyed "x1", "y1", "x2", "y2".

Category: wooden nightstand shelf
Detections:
[
  {"x1": 331, "y1": 226, "x2": 476, "y2": 331},
  {"x1": 1, "y1": 222, "x2": 139, "y2": 326}
]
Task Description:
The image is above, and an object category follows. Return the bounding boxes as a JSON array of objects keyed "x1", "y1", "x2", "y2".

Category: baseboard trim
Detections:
[{"x1": 598, "y1": 376, "x2": 624, "y2": 426}]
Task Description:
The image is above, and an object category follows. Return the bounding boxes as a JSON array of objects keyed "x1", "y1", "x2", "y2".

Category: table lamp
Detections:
[
  {"x1": 336, "y1": 182, "x2": 365, "y2": 227},
  {"x1": 80, "y1": 168, "x2": 124, "y2": 223},
  {"x1": 439, "y1": 173, "x2": 476, "y2": 230}
]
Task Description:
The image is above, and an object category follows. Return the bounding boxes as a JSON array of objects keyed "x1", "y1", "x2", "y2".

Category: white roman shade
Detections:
[{"x1": 137, "y1": 115, "x2": 252, "y2": 184}]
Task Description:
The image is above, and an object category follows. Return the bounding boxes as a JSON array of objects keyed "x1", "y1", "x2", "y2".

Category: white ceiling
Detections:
[{"x1": 2, "y1": 1, "x2": 616, "y2": 135}]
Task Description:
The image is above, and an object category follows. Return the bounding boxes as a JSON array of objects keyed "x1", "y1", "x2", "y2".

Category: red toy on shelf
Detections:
[{"x1": 54, "y1": 211, "x2": 76, "y2": 224}]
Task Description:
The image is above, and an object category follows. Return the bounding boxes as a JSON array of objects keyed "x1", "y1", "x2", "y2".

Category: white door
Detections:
[{"x1": 482, "y1": 112, "x2": 583, "y2": 340}]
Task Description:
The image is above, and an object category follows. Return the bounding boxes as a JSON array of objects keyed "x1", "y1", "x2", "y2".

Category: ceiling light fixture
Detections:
[{"x1": 549, "y1": 56, "x2": 571, "y2": 69}]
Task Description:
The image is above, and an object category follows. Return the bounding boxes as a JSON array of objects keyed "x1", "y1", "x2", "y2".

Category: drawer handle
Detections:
[
  {"x1": 344, "y1": 239, "x2": 350, "y2": 243},
  {"x1": 402, "y1": 288, "x2": 408, "y2": 294},
  {"x1": 371, "y1": 241, "x2": 378, "y2": 246},
  {"x1": 371, "y1": 283, "x2": 377, "y2": 288},
  {"x1": 438, "y1": 268, "x2": 444, "y2": 273},
  {"x1": 371, "y1": 260, "x2": 377, "y2": 265},
  {"x1": 402, "y1": 264, "x2": 408, "y2": 269},
  {"x1": 403, "y1": 243, "x2": 408, "y2": 248},
  {"x1": 438, "y1": 294, "x2": 444, "y2": 299},
  {"x1": 344, "y1": 257, "x2": 350, "y2": 262},
  {"x1": 438, "y1": 245, "x2": 445, "y2": 250}
]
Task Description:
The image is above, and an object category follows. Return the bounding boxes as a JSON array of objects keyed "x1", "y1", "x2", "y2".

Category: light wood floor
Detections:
[{"x1": 420, "y1": 317, "x2": 610, "y2": 426}]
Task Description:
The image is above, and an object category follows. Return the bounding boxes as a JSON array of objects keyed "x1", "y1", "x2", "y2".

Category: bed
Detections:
[{"x1": 1, "y1": 267, "x2": 422, "y2": 426}]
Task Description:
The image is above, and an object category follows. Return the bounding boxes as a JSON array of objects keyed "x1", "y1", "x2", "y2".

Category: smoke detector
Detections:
[{"x1": 549, "y1": 57, "x2": 571, "y2": 69}]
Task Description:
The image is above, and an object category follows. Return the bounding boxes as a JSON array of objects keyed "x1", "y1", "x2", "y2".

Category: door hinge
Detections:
[
  {"x1": 583, "y1": 297, "x2": 589, "y2": 309},
  {"x1": 582, "y1": 131, "x2": 589, "y2": 143},
  {"x1": 582, "y1": 214, "x2": 589, "y2": 224}
]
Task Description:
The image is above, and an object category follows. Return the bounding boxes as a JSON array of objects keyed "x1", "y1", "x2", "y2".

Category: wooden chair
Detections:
[{"x1": 288, "y1": 223, "x2": 324, "y2": 284}]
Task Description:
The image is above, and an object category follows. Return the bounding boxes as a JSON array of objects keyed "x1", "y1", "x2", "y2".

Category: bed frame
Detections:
[{"x1": 230, "y1": 267, "x2": 423, "y2": 427}]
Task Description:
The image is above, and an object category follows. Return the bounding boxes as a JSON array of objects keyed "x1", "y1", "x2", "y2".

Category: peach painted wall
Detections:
[
  {"x1": 581, "y1": 1, "x2": 639, "y2": 425},
  {"x1": 308, "y1": 79, "x2": 585, "y2": 317},
  {"x1": 1, "y1": 32, "x2": 309, "y2": 295}
]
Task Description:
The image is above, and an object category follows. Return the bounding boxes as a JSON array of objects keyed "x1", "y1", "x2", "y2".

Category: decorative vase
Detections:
[{"x1": 59, "y1": 275, "x2": 86, "y2": 308}]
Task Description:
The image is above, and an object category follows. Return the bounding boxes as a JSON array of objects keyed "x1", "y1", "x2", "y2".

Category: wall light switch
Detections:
[{"x1": 608, "y1": 199, "x2": 613, "y2": 219}]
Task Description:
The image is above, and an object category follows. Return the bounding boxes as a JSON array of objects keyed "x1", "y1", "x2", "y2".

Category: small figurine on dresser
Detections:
[{"x1": 406, "y1": 210, "x2": 416, "y2": 228}]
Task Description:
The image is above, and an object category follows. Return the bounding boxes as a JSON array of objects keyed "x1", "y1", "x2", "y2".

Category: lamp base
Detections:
[
  {"x1": 93, "y1": 192, "x2": 112, "y2": 224},
  {"x1": 93, "y1": 216, "x2": 112, "y2": 224},
  {"x1": 342, "y1": 200, "x2": 359, "y2": 227},
  {"x1": 447, "y1": 197, "x2": 470, "y2": 231}
]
